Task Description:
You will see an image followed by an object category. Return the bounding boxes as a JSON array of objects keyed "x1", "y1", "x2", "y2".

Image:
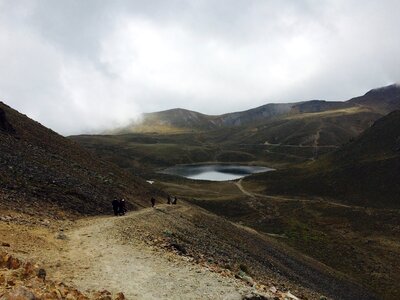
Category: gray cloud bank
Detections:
[{"x1": 0, "y1": 0, "x2": 399, "y2": 135}]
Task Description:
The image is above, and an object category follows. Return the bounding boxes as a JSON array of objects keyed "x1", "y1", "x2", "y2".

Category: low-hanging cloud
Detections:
[{"x1": 0, "y1": 0, "x2": 399, "y2": 135}]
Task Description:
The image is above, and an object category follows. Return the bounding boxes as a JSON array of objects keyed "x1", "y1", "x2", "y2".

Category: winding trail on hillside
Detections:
[
  {"x1": 311, "y1": 122, "x2": 323, "y2": 159},
  {"x1": 54, "y1": 209, "x2": 255, "y2": 300},
  {"x1": 233, "y1": 179, "x2": 255, "y2": 198},
  {"x1": 234, "y1": 178, "x2": 352, "y2": 208}
]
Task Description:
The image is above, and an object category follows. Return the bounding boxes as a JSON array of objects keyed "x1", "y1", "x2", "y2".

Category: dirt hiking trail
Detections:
[
  {"x1": 234, "y1": 178, "x2": 352, "y2": 208},
  {"x1": 1, "y1": 205, "x2": 377, "y2": 300},
  {"x1": 53, "y1": 208, "x2": 256, "y2": 300}
]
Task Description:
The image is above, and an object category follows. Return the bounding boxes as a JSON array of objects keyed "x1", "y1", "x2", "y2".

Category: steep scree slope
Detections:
[{"x1": 0, "y1": 102, "x2": 154, "y2": 217}]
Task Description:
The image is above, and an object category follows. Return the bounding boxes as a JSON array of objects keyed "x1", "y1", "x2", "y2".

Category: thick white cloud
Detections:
[{"x1": 0, "y1": 0, "x2": 399, "y2": 134}]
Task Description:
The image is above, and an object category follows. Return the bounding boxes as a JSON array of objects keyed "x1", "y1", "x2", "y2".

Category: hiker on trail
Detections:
[
  {"x1": 112, "y1": 199, "x2": 119, "y2": 216},
  {"x1": 167, "y1": 195, "x2": 171, "y2": 204},
  {"x1": 151, "y1": 197, "x2": 156, "y2": 207},
  {"x1": 172, "y1": 196, "x2": 177, "y2": 205},
  {"x1": 119, "y1": 199, "x2": 127, "y2": 216}
]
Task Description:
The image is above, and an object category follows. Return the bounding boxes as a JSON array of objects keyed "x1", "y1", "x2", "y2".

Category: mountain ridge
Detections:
[{"x1": 110, "y1": 84, "x2": 400, "y2": 134}]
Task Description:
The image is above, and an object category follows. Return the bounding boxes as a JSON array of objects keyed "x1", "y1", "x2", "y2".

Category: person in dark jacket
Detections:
[
  {"x1": 112, "y1": 199, "x2": 119, "y2": 216},
  {"x1": 151, "y1": 197, "x2": 156, "y2": 207},
  {"x1": 119, "y1": 199, "x2": 127, "y2": 215}
]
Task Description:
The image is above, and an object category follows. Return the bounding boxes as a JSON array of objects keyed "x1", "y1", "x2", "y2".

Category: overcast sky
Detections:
[{"x1": 0, "y1": 0, "x2": 399, "y2": 135}]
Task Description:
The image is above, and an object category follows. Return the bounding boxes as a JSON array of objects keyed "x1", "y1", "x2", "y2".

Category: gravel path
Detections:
[{"x1": 58, "y1": 210, "x2": 256, "y2": 300}]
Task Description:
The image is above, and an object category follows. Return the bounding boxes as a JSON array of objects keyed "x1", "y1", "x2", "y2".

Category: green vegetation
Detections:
[{"x1": 248, "y1": 110, "x2": 400, "y2": 208}]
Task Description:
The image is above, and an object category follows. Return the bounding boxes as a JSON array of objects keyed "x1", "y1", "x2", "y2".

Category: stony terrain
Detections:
[
  {"x1": 0, "y1": 209, "x2": 126, "y2": 300},
  {"x1": 0, "y1": 102, "x2": 156, "y2": 216},
  {"x1": 53, "y1": 209, "x2": 272, "y2": 300},
  {"x1": 0, "y1": 251, "x2": 126, "y2": 300},
  {"x1": 0, "y1": 207, "x2": 298, "y2": 300},
  {"x1": 0, "y1": 203, "x2": 379, "y2": 300}
]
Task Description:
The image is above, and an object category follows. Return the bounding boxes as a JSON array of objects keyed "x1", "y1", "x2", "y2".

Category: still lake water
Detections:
[{"x1": 162, "y1": 164, "x2": 274, "y2": 181}]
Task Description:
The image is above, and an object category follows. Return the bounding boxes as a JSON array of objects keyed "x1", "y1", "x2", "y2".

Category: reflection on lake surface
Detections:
[{"x1": 162, "y1": 164, "x2": 274, "y2": 181}]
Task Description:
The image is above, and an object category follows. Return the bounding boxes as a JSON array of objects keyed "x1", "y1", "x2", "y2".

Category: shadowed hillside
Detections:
[
  {"x1": 349, "y1": 84, "x2": 400, "y2": 113},
  {"x1": 0, "y1": 102, "x2": 155, "y2": 217},
  {"x1": 214, "y1": 106, "x2": 380, "y2": 147},
  {"x1": 248, "y1": 110, "x2": 400, "y2": 208}
]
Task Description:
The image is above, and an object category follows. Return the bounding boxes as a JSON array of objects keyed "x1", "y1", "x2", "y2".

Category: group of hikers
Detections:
[
  {"x1": 151, "y1": 195, "x2": 178, "y2": 207},
  {"x1": 112, "y1": 195, "x2": 178, "y2": 215},
  {"x1": 111, "y1": 198, "x2": 127, "y2": 216}
]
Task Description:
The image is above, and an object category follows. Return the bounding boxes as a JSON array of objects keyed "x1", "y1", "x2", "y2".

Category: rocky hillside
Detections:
[
  {"x1": 0, "y1": 102, "x2": 155, "y2": 217},
  {"x1": 1, "y1": 202, "x2": 378, "y2": 300},
  {"x1": 0, "y1": 251, "x2": 125, "y2": 300},
  {"x1": 349, "y1": 84, "x2": 400, "y2": 113},
  {"x1": 119, "y1": 204, "x2": 376, "y2": 300}
]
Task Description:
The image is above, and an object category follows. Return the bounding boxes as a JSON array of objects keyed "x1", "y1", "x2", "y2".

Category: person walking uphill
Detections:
[
  {"x1": 112, "y1": 199, "x2": 119, "y2": 216},
  {"x1": 151, "y1": 197, "x2": 156, "y2": 207},
  {"x1": 119, "y1": 198, "x2": 127, "y2": 215}
]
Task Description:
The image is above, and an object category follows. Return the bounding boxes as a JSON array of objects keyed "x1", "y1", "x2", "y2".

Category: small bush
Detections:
[{"x1": 239, "y1": 264, "x2": 249, "y2": 274}]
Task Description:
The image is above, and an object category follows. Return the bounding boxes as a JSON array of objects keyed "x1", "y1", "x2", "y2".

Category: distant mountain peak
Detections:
[
  {"x1": 108, "y1": 83, "x2": 400, "y2": 134},
  {"x1": 365, "y1": 83, "x2": 400, "y2": 95}
]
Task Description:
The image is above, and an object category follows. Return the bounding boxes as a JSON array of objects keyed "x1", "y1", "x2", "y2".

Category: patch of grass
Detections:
[{"x1": 283, "y1": 106, "x2": 370, "y2": 120}]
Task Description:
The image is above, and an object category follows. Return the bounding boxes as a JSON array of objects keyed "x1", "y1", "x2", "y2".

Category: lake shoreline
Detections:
[{"x1": 160, "y1": 163, "x2": 275, "y2": 182}]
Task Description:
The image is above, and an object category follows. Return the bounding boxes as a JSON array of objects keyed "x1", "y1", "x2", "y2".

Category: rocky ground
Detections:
[
  {"x1": 53, "y1": 210, "x2": 279, "y2": 300},
  {"x1": 0, "y1": 251, "x2": 126, "y2": 300},
  {"x1": 1, "y1": 201, "x2": 380, "y2": 300},
  {"x1": 0, "y1": 205, "x2": 312, "y2": 300},
  {"x1": 0, "y1": 102, "x2": 156, "y2": 217},
  {"x1": 0, "y1": 210, "x2": 126, "y2": 300}
]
